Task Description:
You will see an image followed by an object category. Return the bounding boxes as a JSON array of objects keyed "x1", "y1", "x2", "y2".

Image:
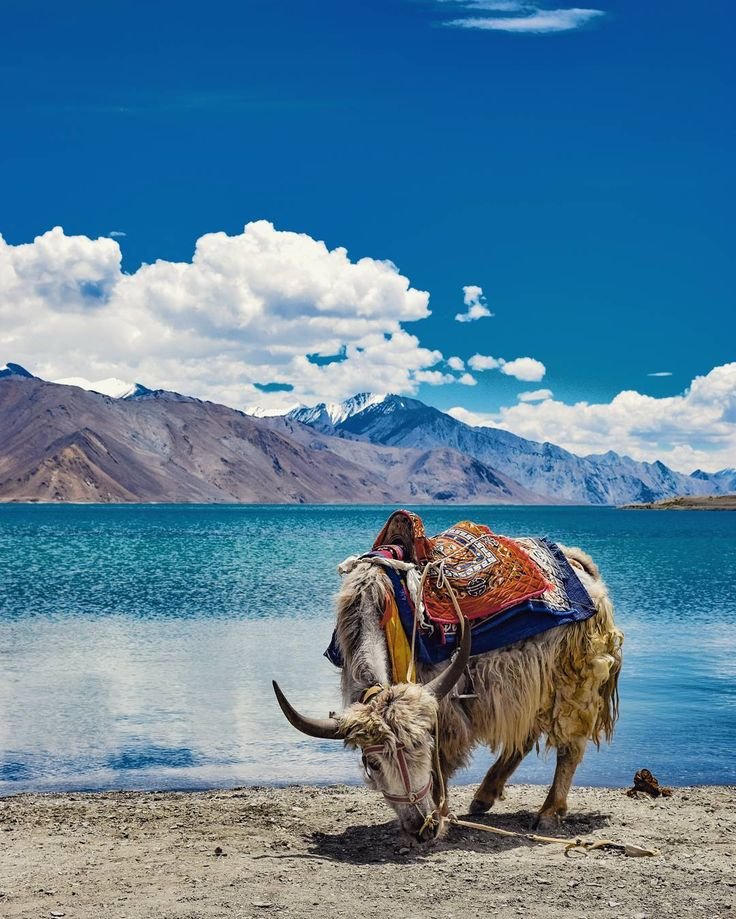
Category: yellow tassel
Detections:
[{"x1": 381, "y1": 592, "x2": 415, "y2": 683}]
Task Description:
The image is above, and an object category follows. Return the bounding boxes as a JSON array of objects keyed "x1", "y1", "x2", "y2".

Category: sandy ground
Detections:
[{"x1": 1, "y1": 784, "x2": 734, "y2": 919}]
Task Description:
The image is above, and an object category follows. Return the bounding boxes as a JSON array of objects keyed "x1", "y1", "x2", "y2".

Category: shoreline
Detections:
[
  {"x1": 2, "y1": 776, "x2": 736, "y2": 798},
  {"x1": 2, "y1": 783, "x2": 734, "y2": 918},
  {"x1": 621, "y1": 494, "x2": 736, "y2": 510}
]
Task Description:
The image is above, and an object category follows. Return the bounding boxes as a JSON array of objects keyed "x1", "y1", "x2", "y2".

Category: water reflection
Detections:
[{"x1": 0, "y1": 504, "x2": 734, "y2": 793}]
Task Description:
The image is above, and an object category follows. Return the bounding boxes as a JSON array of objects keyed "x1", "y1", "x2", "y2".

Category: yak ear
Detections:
[
  {"x1": 425, "y1": 618, "x2": 471, "y2": 701},
  {"x1": 272, "y1": 681, "x2": 342, "y2": 740}
]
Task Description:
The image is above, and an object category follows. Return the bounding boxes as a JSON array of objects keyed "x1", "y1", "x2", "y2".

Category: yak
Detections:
[{"x1": 274, "y1": 532, "x2": 623, "y2": 846}]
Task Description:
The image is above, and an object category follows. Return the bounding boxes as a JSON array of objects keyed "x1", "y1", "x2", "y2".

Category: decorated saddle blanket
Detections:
[
  {"x1": 372, "y1": 510, "x2": 549, "y2": 624},
  {"x1": 325, "y1": 511, "x2": 598, "y2": 673}
]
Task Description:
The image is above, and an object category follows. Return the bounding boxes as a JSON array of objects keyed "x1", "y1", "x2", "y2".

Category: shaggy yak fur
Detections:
[{"x1": 332, "y1": 546, "x2": 623, "y2": 842}]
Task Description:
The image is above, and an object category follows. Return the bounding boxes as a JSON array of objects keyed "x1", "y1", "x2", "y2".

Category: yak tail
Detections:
[
  {"x1": 555, "y1": 546, "x2": 624, "y2": 749},
  {"x1": 591, "y1": 588, "x2": 623, "y2": 745}
]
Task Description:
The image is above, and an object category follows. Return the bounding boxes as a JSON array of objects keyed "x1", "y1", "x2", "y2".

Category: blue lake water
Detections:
[{"x1": 1, "y1": 504, "x2": 734, "y2": 795}]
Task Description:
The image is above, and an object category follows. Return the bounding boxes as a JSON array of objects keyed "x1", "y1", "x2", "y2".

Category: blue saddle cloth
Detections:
[{"x1": 325, "y1": 538, "x2": 597, "y2": 668}]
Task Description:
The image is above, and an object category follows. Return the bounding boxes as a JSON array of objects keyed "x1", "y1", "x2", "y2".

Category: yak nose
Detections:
[{"x1": 412, "y1": 817, "x2": 441, "y2": 845}]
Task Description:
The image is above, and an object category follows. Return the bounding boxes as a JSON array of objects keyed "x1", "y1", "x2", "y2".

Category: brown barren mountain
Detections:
[{"x1": 0, "y1": 377, "x2": 545, "y2": 504}]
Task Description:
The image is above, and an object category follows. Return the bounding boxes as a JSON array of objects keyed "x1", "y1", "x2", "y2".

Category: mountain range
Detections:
[
  {"x1": 0, "y1": 362, "x2": 733, "y2": 505},
  {"x1": 286, "y1": 395, "x2": 736, "y2": 505}
]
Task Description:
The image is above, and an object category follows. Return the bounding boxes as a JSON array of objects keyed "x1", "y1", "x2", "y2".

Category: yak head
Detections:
[{"x1": 272, "y1": 623, "x2": 470, "y2": 845}]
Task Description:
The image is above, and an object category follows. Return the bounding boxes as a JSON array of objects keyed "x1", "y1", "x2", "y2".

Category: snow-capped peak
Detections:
[
  {"x1": 325, "y1": 392, "x2": 388, "y2": 424},
  {"x1": 54, "y1": 376, "x2": 151, "y2": 400},
  {"x1": 246, "y1": 402, "x2": 304, "y2": 418},
  {"x1": 286, "y1": 392, "x2": 388, "y2": 427}
]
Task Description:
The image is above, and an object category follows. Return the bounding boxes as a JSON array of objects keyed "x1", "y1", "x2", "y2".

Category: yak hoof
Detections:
[
  {"x1": 469, "y1": 797, "x2": 494, "y2": 814},
  {"x1": 532, "y1": 813, "x2": 563, "y2": 833}
]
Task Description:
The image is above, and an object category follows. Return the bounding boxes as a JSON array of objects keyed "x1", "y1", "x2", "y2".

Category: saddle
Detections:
[
  {"x1": 372, "y1": 510, "x2": 549, "y2": 624},
  {"x1": 325, "y1": 510, "x2": 598, "y2": 672}
]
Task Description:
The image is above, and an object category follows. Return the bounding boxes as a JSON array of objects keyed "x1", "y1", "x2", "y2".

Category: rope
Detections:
[
  {"x1": 421, "y1": 708, "x2": 659, "y2": 857},
  {"x1": 446, "y1": 815, "x2": 659, "y2": 857},
  {"x1": 410, "y1": 557, "x2": 467, "y2": 684},
  {"x1": 337, "y1": 554, "x2": 417, "y2": 576}
]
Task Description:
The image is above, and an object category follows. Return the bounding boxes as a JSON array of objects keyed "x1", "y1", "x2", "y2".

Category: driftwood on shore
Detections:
[{"x1": 1, "y1": 784, "x2": 734, "y2": 919}]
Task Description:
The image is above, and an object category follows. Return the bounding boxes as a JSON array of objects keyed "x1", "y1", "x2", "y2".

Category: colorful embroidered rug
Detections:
[
  {"x1": 421, "y1": 521, "x2": 549, "y2": 623},
  {"x1": 325, "y1": 535, "x2": 598, "y2": 673},
  {"x1": 371, "y1": 510, "x2": 549, "y2": 624}
]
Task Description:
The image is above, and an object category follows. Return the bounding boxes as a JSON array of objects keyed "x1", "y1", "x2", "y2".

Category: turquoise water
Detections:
[{"x1": 1, "y1": 504, "x2": 734, "y2": 794}]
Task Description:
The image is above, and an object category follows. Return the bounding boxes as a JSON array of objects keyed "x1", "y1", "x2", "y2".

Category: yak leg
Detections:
[
  {"x1": 534, "y1": 738, "x2": 586, "y2": 830},
  {"x1": 469, "y1": 735, "x2": 537, "y2": 815}
]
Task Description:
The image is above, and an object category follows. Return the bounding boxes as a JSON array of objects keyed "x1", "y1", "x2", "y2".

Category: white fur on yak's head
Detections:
[
  {"x1": 272, "y1": 622, "x2": 471, "y2": 845},
  {"x1": 343, "y1": 683, "x2": 441, "y2": 842}
]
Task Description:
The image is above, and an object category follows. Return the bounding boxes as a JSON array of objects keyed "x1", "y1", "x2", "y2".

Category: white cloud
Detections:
[
  {"x1": 109, "y1": 230, "x2": 126, "y2": 238},
  {"x1": 415, "y1": 369, "x2": 459, "y2": 385},
  {"x1": 518, "y1": 388, "x2": 553, "y2": 402},
  {"x1": 448, "y1": 363, "x2": 736, "y2": 473},
  {"x1": 455, "y1": 284, "x2": 492, "y2": 322},
  {"x1": 465, "y1": 286, "x2": 482, "y2": 302},
  {"x1": 468, "y1": 354, "x2": 501, "y2": 371},
  {"x1": 0, "y1": 221, "x2": 464, "y2": 411},
  {"x1": 648, "y1": 371, "x2": 672, "y2": 377},
  {"x1": 446, "y1": 406, "x2": 493, "y2": 427},
  {"x1": 468, "y1": 353, "x2": 546, "y2": 381},
  {"x1": 458, "y1": 372, "x2": 478, "y2": 386},
  {"x1": 447, "y1": 356, "x2": 465, "y2": 371},
  {"x1": 500, "y1": 356, "x2": 546, "y2": 382},
  {"x1": 445, "y1": 7, "x2": 605, "y2": 33}
]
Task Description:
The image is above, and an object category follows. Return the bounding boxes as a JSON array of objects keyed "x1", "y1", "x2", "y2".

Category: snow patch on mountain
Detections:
[
  {"x1": 286, "y1": 392, "x2": 388, "y2": 429},
  {"x1": 54, "y1": 376, "x2": 152, "y2": 399},
  {"x1": 247, "y1": 402, "x2": 304, "y2": 418}
]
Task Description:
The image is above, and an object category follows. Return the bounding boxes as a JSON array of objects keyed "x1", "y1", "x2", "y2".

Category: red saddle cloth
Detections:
[{"x1": 372, "y1": 510, "x2": 549, "y2": 624}]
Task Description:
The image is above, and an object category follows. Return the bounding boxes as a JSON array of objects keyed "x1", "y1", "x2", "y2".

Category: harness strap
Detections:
[
  {"x1": 359, "y1": 685, "x2": 385, "y2": 705},
  {"x1": 363, "y1": 742, "x2": 434, "y2": 805}
]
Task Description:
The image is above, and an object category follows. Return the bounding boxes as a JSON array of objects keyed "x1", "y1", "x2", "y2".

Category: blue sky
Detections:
[{"x1": 1, "y1": 0, "x2": 734, "y2": 470}]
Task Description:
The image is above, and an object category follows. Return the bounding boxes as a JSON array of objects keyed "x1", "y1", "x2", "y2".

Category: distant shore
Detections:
[
  {"x1": 1, "y1": 784, "x2": 734, "y2": 918},
  {"x1": 621, "y1": 494, "x2": 736, "y2": 510}
]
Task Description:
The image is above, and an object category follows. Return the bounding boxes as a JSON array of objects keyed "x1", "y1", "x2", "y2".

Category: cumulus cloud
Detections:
[
  {"x1": 415, "y1": 369, "x2": 459, "y2": 385},
  {"x1": 468, "y1": 353, "x2": 546, "y2": 381},
  {"x1": 445, "y1": 406, "x2": 493, "y2": 427},
  {"x1": 455, "y1": 284, "x2": 492, "y2": 322},
  {"x1": 0, "y1": 221, "x2": 475, "y2": 411},
  {"x1": 518, "y1": 388, "x2": 553, "y2": 402},
  {"x1": 416, "y1": 368, "x2": 474, "y2": 386},
  {"x1": 447, "y1": 356, "x2": 465, "y2": 371},
  {"x1": 500, "y1": 356, "x2": 546, "y2": 382},
  {"x1": 437, "y1": 2, "x2": 606, "y2": 33},
  {"x1": 468, "y1": 354, "x2": 500, "y2": 371},
  {"x1": 448, "y1": 363, "x2": 736, "y2": 473}
]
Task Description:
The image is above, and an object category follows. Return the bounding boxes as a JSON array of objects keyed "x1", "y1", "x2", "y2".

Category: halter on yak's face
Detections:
[{"x1": 272, "y1": 624, "x2": 470, "y2": 845}]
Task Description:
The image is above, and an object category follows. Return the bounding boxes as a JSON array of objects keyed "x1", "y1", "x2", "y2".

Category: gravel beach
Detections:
[{"x1": 1, "y1": 784, "x2": 734, "y2": 919}]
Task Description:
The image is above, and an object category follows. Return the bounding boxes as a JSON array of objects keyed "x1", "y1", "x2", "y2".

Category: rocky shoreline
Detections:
[
  {"x1": 621, "y1": 494, "x2": 736, "y2": 510},
  {"x1": 1, "y1": 783, "x2": 734, "y2": 918}
]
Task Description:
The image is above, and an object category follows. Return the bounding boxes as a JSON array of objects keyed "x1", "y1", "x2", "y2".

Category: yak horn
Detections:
[
  {"x1": 272, "y1": 680, "x2": 342, "y2": 740},
  {"x1": 425, "y1": 616, "x2": 472, "y2": 701}
]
